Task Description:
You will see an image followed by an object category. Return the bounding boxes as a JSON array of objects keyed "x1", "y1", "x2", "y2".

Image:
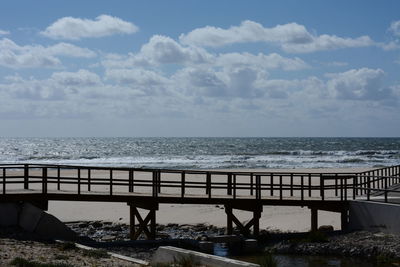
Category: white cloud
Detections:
[
  {"x1": 326, "y1": 68, "x2": 391, "y2": 100},
  {"x1": 46, "y1": 43, "x2": 96, "y2": 58},
  {"x1": 0, "y1": 38, "x2": 96, "y2": 68},
  {"x1": 180, "y1": 20, "x2": 374, "y2": 53},
  {"x1": 216, "y1": 52, "x2": 308, "y2": 71},
  {"x1": 389, "y1": 20, "x2": 400, "y2": 37},
  {"x1": 0, "y1": 30, "x2": 10, "y2": 35},
  {"x1": 41, "y1": 14, "x2": 139, "y2": 40},
  {"x1": 103, "y1": 35, "x2": 213, "y2": 68},
  {"x1": 51, "y1": 69, "x2": 101, "y2": 86}
]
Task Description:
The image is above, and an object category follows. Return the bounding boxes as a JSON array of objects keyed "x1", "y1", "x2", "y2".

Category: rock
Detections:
[
  {"x1": 109, "y1": 225, "x2": 123, "y2": 231},
  {"x1": 196, "y1": 234, "x2": 209, "y2": 241},
  {"x1": 102, "y1": 235, "x2": 116, "y2": 241},
  {"x1": 318, "y1": 225, "x2": 334, "y2": 232},
  {"x1": 91, "y1": 221, "x2": 103, "y2": 228},
  {"x1": 78, "y1": 223, "x2": 89, "y2": 228}
]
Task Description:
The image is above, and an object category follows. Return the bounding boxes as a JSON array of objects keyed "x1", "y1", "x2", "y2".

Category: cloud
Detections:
[
  {"x1": 326, "y1": 68, "x2": 391, "y2": 100},
  {"x1": 51, "y1": 69, "x2": 102, "y2": 86},
  {"x1": 41, "y1": 14, "x2": 139, "y2": 40},
  {"x1": 216, "y1": 52, "x2": 308, "y2": 71},
  {"x1": 102, "y1": 35, "x2": 213, "y2": 68},
  {"x1": 0, "y1": 30, "x2": 10, "y2": 35},
  {"x1": 180, "y1": 20, "x2": 374, "y2": 53},
  {"x1": 389, "y1": 20, "x2": 400, "y2": 37},
  {"x1": 0, "y1": 38, "x2": 96, "y2": 68}
]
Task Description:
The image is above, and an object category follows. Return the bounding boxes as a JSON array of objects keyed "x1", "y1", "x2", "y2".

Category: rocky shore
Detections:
[
  {"x1": 3, "y1": 220, "x2": 400, "y2": 265},
  {"x1": 267, "y1": 230, "x2": 400, "y2": 263}
]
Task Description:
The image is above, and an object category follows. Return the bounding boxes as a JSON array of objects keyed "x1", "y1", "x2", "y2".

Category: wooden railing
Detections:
[{"x1": 1, "y1": 164, "x2": 400, "y2": 203}]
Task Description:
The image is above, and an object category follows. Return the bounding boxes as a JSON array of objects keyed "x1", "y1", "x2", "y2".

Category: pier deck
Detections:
[{"x1": 1, "y1": 164, "x2": 400, "y2": 239}]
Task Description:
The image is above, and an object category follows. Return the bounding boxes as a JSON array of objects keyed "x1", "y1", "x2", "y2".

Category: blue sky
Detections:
[{"x1": 0, "y1": 0, "x2": 399, "y2": 137}]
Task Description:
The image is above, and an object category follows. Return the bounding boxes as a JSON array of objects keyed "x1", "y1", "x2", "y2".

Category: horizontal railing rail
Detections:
[{"x1": 1, "y1": 163, "x2": 399, "y2": 203}]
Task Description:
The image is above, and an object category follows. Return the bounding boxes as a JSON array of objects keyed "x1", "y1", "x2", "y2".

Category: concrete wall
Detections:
[
  {"x1": 0, "y1": 202, "x2": 76, "y2": 241},
  {"x1": 152, "y1": 246, "x2": 259, "y2": 267},
  {"x1": 348, "y1": 200, "x2": 400, "y2": 234}
]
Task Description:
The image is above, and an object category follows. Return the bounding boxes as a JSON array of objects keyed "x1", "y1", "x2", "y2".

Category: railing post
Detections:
[
  {"x1": 250, "y1": 173, "x2": 254, "y2": 196},
  {"x1": 385, "y1": 175, "x2": 388, "y2": 189},
  {"x1": 233, "y1": 174, "x2": 236, "y2": 199},
  {"x1": 301, "y1": 175, "x2": 304, "y2": 201},
  {"x1": 353, "y1": 175, "x2": 356, "y2": 200},
  {"x1": 335, "y1": 174, "x2": 338, "y2": 197},
  {"x1": 344, "y1": 176, "x2": 348, "y2": 200},
  {"x1": 57, "y1": 167, "x2": 61, "y2": 191},
  {"x1": 77, "y1": 168, "x2": 81, "y2": 195},
  {"x1": 24, "y1": 164, "x2": 29, "y2": 189},
  {"x1": 227, "y1": 174, "x2": 232, "y2": 195},
  {"x1": 88, "y1": 169, "x2": 91, "y2": 192},
  {"x1": 181, "y1": 172, "x2": 185, "y2": 198},
  {"x1": 42, "y1": 167, "x2": 47, "y2": 194},
  {"x1": 152, "y1": 171, "x2": 157, "y2": 197},
  {"x1": 279, "y1": 175, "x2": 283, "y2": 200},
  {"x1": 207, "y1": 172, "x2": 212, "y2": 198},
  {"x1": 128, "y1": 169, "x2": 133, "y2": 193},
  {"x1": 308, "y1": 174, "x2": 312, "y2": 197},
  {"x1": 320, "y1": 174, "x2": 324, "y2": 201},
  {"x1": 290, "y1": 173, "x2": 293, "y2": 197},
  {"x1": 2, "y1": 168, "x2": 5, "y2": 194},
  {"x1": 256, "y1": 175, "x2": 261, "y2": 200},
  {"x1": 109, "y1": 169, "x2": 113, "y2": 196},
  {"x1": 157, "y1": 171, "x2": 161, "y2": 194},
  {"x1": 270, "y1": 174, "x2": 274, "y2": 196}
]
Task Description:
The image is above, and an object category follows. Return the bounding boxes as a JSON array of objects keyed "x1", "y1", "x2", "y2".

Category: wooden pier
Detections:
[{"x1": 1, "y1": 164, "x2": 400, "y2": 239}]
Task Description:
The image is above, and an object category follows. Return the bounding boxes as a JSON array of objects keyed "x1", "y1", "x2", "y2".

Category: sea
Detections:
[{"x1": 0, "y1": 137, "x2": 399, "y2": 169}]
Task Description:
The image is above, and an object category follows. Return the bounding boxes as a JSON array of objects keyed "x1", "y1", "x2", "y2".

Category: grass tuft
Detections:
[{"x1": 10, "y1": 257, "x2": 73, "y2": 267}]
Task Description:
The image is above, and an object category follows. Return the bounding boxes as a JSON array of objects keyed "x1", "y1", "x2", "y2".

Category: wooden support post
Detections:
[
  {"x1": 224, "y1": 204, "x2": 262, "y2": 237},
  {"x1": 128, "y1": 202, "x2": 159, "y2": 240},
  {"x1": 341, "y1": 209, "x2": 348, "y2": 231},
  {"x1": 311, "y1": 208, "x2": 318, "y2": 232}
]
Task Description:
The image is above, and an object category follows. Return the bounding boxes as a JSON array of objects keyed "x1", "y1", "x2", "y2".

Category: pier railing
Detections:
[{"x1": 1, "y1": 164, "x2": 400, "y2": 203}]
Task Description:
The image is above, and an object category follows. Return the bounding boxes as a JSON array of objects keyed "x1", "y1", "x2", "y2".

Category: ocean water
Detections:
[{"x1": 0, "y1": 137, "x2": 399, "y2": 169}]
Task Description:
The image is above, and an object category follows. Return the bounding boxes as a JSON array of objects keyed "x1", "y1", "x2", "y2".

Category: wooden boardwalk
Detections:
[{"x1": 1, "y1": 164, "x2": 400, "y2": 239}]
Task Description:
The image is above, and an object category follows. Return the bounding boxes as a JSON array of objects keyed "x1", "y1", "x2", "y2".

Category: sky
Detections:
[{"x1": 0, "y1": 0, "x2": 399, "y2": 137}]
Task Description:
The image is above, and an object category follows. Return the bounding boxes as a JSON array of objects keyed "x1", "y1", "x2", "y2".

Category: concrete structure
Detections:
[
  {"x1": 0, "y1": 202, "x2": 77, "y2": 241},
  {"x1": 349, "y1": 200, "x2": 400, "y2": 234},
  {"x1": 151, "y1": 246, "x2": 259, "y2": 267}
]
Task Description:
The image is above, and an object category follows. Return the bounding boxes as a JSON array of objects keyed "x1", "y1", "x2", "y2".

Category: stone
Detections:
[
  {"x1": 91, "y1": 221, "x2": 103, "y2": 228},
  {"x1": 318, "y1": 225, "x2": 334, "y2": 232},
  {"x1": 101, "y1": 235, "x2": 116, "y2": 242}
]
